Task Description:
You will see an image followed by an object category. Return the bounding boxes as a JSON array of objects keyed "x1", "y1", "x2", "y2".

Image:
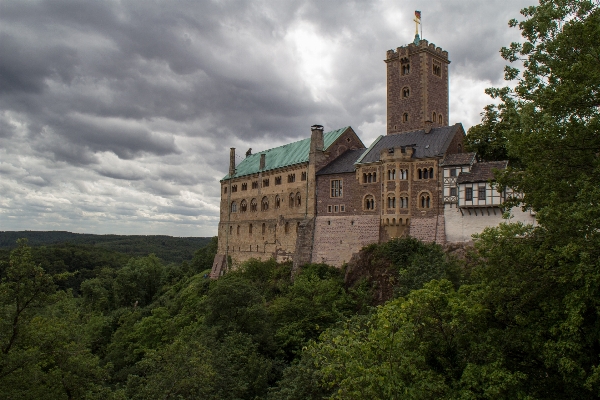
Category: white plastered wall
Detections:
[{"x1": 444, "y1": 205, "x2": 535, "y2": 242}]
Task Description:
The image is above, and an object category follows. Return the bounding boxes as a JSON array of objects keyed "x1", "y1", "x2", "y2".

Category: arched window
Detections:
[
  {"x1": 231, "y1": 201, "x2": 237, "y2": 213},
  {"x1": 237, "y1": 225, "x2": 240, "y2": 235},
  {"x1": 261, "y1": 196, "x2": 269, "y2": 211},
  {"x1": 438, "y1": 114, "x2": 443, "y2": 124},
  {"x1": 275, "y1": 195, "x2": 280, "y2": 209},
  {"x1": 403, "y1": 113, "x2": 409, "y2": 122},
  {"x1": 433, "y1": 112, "x2": 437, "y2": 122},
  {"x1": 429, "y1": 167, "x2": 434, "y2": 178},
  {"x1": 423, "y1": 169, "x2": 429, "y2": 179},
  {"x1": 387, "y1": 196, "x2": 396, "y2": 209},
  {"x1": 229, "y1": 225, "x2": 233, "y2": 235},
  {"x1": 373, "y1": 172, "x2": 377, "y2": 182},
  {"x1": 240, "y1": 199, "x2": 247, "y2": 212},
  {"x1": 364, "y1": 195, "x2": 375, "y2": 210},
  {"x1": 399, "y1": 195, "x2": 409, "y2": 208},
  {"x1": 296, "y1": 192, "x2": 301, "y2": 207},
  {"x1": 249, "y1": 223, "x2": 253, "y2": 235},
  {"x1": 250, "y1": 198, "x2": 257, "y2": 212},
  {"x1": 420, "y1": 194, "x2": 431, "y2": 208},
  {"x1": 402, "y1": 87, "x2": 410, "y2": 98},
  {"x1": 262, "y1": 223, "x2": 266, "y2": 234},
  {"x1": 289, "y1": 193, "x2": 294, "y2": 208},
  {"x1": 418, "y1": 169, "x2": 423, "y2": 179}
]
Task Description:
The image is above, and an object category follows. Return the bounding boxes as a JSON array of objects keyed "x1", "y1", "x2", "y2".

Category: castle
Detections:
[{"x1": 210, "y1": 31, "x2": 535, "y2": 277}]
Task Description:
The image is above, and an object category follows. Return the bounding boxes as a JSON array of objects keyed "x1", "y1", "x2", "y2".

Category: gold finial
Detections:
[{"x1": 414, "y1": 10, "x2": 421, "y2": 36}]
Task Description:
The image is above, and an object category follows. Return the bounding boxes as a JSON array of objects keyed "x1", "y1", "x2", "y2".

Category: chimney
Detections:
[
  {"x1": 259, "y1": 153, "x2": 266, "y2": 170},
  {"x1": 310, "y1": 124, "x2": 324, "y2": 153},
  {"x1": 229, "y1": 148, "x2": 236, "y2": 176},
  {"x1": 424, "y1": 120, "x2": 433, "y2": 134}
]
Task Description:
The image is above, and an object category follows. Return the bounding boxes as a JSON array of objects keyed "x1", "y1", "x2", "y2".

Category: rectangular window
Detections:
[
  {"x1": 327, "y1": 205, "x2": 332, "y2": 213},
  {"x1": 288, "y1": 174, "x2": 296, "y2": 183},
  {"x1": 330, "y1": 180, "x2": 342, "y2": 197},
  {"x1": 241, "y1": 183, "x2": 247, "y2": 191},
  {"x1": 251, "y1": 181, "x2": 258, "y2": 189},
  {"x1": 275, "y1": 176, "x2": 282, "y2": 185},
  {"x1": 450, "y1": 187, "x2": 457, "y2": 196},
  {"x1": 465, "y1": 187, "x2": 473, "y2": 201},
  {"x1": 263, "y1": 179, "x2": 269, "y2": 187},
  {"x1": 301, "y1": 171, "x2": 307, "y2": 181},
  {"x1": 478, "y1": 186, "x2": 486, "y2": 200},
  {"x1": 334, "y1": 205, "x2": 339, "y2": 213},
  {"x1": 340, "y1": 205, "x2": 345, "y2": 212},
  {"x1": 450, "y1": 168, "x2": 457, "y2": 177}
]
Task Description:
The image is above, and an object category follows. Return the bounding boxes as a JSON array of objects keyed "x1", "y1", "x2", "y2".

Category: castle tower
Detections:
[{"x1": 385, "y1": 37, "x2": 450, "y2": 135}]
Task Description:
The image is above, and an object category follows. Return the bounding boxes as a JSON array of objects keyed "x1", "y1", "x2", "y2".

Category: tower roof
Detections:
[{"x1": 222, "y1": 127, "x2": 350, "y2": 180}]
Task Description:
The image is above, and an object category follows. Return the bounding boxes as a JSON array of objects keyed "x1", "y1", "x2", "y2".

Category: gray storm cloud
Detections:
[{"x1": 0, "y1": 0, "x2": 534, "y2": 236}]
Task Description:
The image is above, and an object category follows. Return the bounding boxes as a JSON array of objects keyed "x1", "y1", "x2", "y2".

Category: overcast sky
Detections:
[{"x1": 0, "y1": 0, "x2": 534, "y2": 237}]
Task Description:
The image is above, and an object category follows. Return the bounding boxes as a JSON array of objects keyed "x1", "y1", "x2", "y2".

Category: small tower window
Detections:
[
  {"x1": 240, "y1": 200, "x2": 247, "y2": 212},
  {"x1": 262, "y1": 223, "x2": 266, "y2": 234},
  {"x1": 403, "y1": 113, "x2": 409, "y2": 123},
  {"x1": 433, "y1": 60, "x2": 442, "y2": 77},
  {"x1": 439, "y1": 114, "x2": 443, "y2": 124},
  {"x1": 364, "y1": 195, "x2": 375, "y2": 210},
  {"x1": 275, "y1": 195, "x2": 280, "y2": 209},
  {"x1": 401, "y1": 58, "x2": 410, "y2": 76},
  {"x1": 402, "y1": 87, "x2": 410, "y2": 98},
  {"x1": 433, "y1": 112, "x2": 437, "y2": 122}
]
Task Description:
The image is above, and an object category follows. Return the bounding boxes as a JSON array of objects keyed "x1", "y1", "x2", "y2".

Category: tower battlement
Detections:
[{"x1": 386, "y1": 39, "x2": 449, "y2": 62}]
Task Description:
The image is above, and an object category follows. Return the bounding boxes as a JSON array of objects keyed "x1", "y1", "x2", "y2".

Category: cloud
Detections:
[{"x1": 0, "y1": 0, "x2": 535, "y2": 236}]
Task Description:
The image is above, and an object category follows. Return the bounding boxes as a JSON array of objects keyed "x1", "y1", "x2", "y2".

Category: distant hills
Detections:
[{"x1": 0, "y1": 231, "x2": 213, "y2": 265}]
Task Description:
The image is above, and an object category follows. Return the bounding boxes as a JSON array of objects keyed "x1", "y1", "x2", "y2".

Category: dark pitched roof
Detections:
[
  {"x1": 356, "y1": 123, "x2": 463, "y2": 164},
  {"x1": 457, "y1": 161, "x2": 508, "y2": 183},
  {"x1": 440, "y1": 152, "x2": 477, "y2": 167},
  {"x1": 222, "y1": 127, "x2": 350, "y2": 180},
  {"x1": 316, "y1": 148, "x2": 366, "y2": 175}
]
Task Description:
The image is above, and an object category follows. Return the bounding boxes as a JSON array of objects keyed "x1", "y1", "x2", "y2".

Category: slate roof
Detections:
[
  {"x1": 356, "y1": 124, "x2": 463, "y2": 164},
  {"x1": 222, "y1": 127, "x2": 349, "y2": 180},
  {"x1": 457, "y1": 161, "x2": 508, "y2": 183},
  {"x1": 440, "y1": 152, "x2": 477, "y2": 167},
  {"x1": 316, "y1": 148, "x2": 366, "y2": 175}
]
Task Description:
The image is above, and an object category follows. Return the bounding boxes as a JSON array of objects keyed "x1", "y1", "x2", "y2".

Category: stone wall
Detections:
[
  {"x1": 409, "y1": 215, "x2": 446, "y2": 243},
  {"x1": 311, "y1": 215, "x2": 380, "y2": 267}
]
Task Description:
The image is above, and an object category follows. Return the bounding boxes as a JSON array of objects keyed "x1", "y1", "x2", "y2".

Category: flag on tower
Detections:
[{"x1": 415, "y1": 10, "x2": 421, "y2": 20}]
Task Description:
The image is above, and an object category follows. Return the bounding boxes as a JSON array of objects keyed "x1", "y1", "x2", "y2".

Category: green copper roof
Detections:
[{"x1": 222, "y1": 127, "x2": 349, "y2": 180}]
